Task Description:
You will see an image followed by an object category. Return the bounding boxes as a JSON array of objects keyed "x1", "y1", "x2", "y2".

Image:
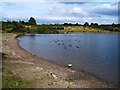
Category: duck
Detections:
[
  {"x1": 64, "y1": 46, "x2": 67, "y2": 49},
  {"x1": 76, "y1": 46, "x2": 79, "y2": 48}
]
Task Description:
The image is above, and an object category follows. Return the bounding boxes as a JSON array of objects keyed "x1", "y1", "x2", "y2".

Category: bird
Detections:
[
  {"x1": 62, "y1": 43, "x2": 64, "y2": 45},
  {"x1": 64, "y1": 46, "x2": 67, "y2": 49},
  {"x1": 76, "y1": 46, "x2": 79, "y2": 48},
  {"x1": 55, "y1": 41, "x2": 57, "y2": 43},
  {"x1": 61, "y1": 40, "x2": 64, "y2": 42}
]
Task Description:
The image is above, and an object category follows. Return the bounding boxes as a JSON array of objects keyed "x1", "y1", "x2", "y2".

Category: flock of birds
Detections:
[{"x1": 49, "y1": 39, "x2": 81, "y2": 50}]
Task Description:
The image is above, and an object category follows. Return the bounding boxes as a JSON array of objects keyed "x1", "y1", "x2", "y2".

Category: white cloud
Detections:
[
  {"x1": 39, "y1": 16, "x2": 93, "y2": 23},
  {"x1": 71, "y1": 7, "x2": 88, "y2": 16},
  {"x1": 83, "y1": 17, "x2": 92, "y2": 22},
  {"x1": 2, "y1": 0, "x2": 119, "y2": 2},
  {"x1": 39, "y1": 16, "x2": 77, "y2": 21},
  {"x1": 49, "y1": 7, "x2": 66, "y2": 15},
  {"x1": 1, "y1": 1, "x2": 118, "y2": 24},
  {"x1": 95, "y1": 3, "x2": 117, "y2": 10}
]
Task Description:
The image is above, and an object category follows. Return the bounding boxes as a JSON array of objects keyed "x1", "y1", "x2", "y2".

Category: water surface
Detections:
[{"x1": 18, "y1": 33, "x2": 118, "y2": 85}]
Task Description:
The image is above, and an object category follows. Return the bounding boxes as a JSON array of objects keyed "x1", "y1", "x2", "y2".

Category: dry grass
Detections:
[{"x1": 59, "y1": 26, "x2": 111, "y2": 33}]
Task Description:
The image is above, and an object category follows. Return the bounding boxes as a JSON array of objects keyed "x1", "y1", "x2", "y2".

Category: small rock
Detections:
[
  {"x1": 53, "y1": 81, "x2": 57, "y2": 85},
  {"x1": 48, "y1": 82, "x2": 53, "y2": 85},
  {"x1": 52, "y1": 73, "x2": 57, "y2": 79},
  {"x1": 36, "y1": 67, "x2": 43, "y2": 70},
  {"x1": 46, "y1": 71, "x2": 58, "y2": 79},
  {"x1": 12, "y1": 52, "x2": 16, "y2": 56},
  {"x1": 67, "y1": 64, "x2": 72, "y2": 68}
]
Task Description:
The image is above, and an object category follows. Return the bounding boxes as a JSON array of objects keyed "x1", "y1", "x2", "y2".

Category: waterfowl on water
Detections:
[
  {"x1": 64, "y1": 46, "x2": 67, "y2": 49},
  {"x1": 69, "y1": 44, "x2": 72, "y2": 47},
  {"x1": 55, "y1": 41, "x2": 57, "y2": 43},
  {"x1": 76, "y1": 46, "x2": 79, "y2": 48},
  {"x1": 62, "y1": 43, "x2": 64, "y2": 45}
]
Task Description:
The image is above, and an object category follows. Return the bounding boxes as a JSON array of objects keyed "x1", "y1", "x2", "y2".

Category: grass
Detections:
[
  {"x1": 2, "y1": 55, "x2": 34, "y2": 88},
  {"x1": 2, "y1": 64, "x2": 34, "y2": 88},
  {"x1": 60, "y1": 26, "x2": 111, "y2": 33},
  {"x1": 2, "y1": 74, "x2": 34, "y2": 88}
]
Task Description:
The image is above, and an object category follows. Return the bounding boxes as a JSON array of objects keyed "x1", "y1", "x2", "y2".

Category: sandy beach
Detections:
[{"x1": 2, "y1": 33, "x2": 116, "y2": 88}]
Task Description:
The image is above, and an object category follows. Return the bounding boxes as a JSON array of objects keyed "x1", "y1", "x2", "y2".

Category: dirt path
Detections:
[{"x1": 2, "y1": 33, "x2": 115, "y2": 88}]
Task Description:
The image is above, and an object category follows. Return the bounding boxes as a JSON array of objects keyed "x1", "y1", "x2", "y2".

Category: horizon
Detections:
[
  {"x1": 1, "y1": 19, "x2": 118, "y2": 25},
  {"x1": 1, "y1": 1, "x2": 118, "y2": 25}
]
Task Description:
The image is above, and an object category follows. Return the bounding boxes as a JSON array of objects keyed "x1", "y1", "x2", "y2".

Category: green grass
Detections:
[
  {"x1": 2, "y1": 74, "x2": 34, "y2": 88},
  {"x1": 2, "y1": 65, "x2": 34, "y2": 88}
]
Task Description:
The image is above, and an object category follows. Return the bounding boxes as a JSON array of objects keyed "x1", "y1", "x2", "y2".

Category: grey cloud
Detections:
[
  {"x1": 94, "y1": 9, "x2": 118, "y2": 16},
  {"x1": 60, "y1": 2, "x2": 88, "y2": 5}
]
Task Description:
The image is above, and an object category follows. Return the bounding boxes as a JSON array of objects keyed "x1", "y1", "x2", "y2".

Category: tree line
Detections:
[{"x1": 1, "y1": 17, "x2": 120, "y2": 33}]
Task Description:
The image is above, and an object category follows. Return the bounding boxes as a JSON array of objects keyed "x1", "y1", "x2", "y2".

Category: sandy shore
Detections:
[{"x1": 2, "y1": 33, "x2": 116, "y2": 88}]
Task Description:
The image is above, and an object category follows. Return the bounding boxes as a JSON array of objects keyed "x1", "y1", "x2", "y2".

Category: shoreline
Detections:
[{"x1": 2, "y1": 33, "x2": 116, "y2": 88}]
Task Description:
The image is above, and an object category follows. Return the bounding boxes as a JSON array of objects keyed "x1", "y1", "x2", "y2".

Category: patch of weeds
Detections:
[
  {"x1": 65, "y1": 77, "x2": 74, "y2": 82},
  {"x1": 2, "y1": 75, "x2": 34, "y2": 88}
]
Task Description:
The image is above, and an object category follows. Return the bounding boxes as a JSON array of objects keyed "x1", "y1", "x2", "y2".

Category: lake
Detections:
[{"x1": 17, "y1": 33, "x2": 118, "y2": 86}]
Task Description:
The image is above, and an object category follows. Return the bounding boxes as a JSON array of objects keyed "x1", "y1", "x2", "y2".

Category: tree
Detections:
[
  {"x1": 19, "y1": 20, "x2": 25, "y2": 24},
  {"x1": 112, "y1": 23, "x2": 115, "y2": 28},
  {"x1": 28, "y1": 17, "x2": 37, "y2": 25},
  {"x1": 90, "y1": 23, "x2": 98, "y2": 28},
  {"x1": 63, "y1": 23, "x2": 68, "y2": 26},
  {"x1": 84, "y1": 22, "x2": 89, "y2": 27},
  {"x1": 7, "y1": 20, "x2": 11, "y2": 24},
  {"x1": 90, "y1": 23, "x2": 94, "y2": 26},
  {"x1": 75, "y1": 23, "x2": 79, "y2": 26}
]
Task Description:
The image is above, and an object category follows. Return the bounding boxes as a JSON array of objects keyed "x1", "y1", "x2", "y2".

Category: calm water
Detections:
[{"x1": 17, "y1": 33, "x2": 118, "y2": 85}]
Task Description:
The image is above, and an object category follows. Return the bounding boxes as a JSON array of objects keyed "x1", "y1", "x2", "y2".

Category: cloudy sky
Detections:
[{"x1": 1, "y1": 0, "x2": 119, "y2": 24}]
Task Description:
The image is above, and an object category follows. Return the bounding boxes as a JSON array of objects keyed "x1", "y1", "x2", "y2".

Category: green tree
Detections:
[
  {"x1": 28, "y1": 17, "x2": 37, "y2": 25},
  {"x1": 90, "y1": 23, "x2": 98, "y2": 28},
  {"x1": 84, "y1": 22, "x2": 89, "y2": 27}
]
